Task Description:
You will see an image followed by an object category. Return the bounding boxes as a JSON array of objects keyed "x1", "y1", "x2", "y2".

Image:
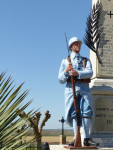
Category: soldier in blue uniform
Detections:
[{"x1": 58, "y1": 37, "x2": 97, "y2": 146}]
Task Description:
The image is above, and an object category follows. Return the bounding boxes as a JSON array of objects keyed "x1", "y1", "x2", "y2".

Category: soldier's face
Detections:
[{"x1": 70, "y1": 41, "x2": 81, "y2": 53}]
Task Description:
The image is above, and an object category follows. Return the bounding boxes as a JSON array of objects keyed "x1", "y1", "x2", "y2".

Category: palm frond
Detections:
[
  {"x1": 83, "y1": 0, "x2": 102, "y2": 64},
  {"x1": 0, "y1": 72, "x2": 6, "y2": 82}
]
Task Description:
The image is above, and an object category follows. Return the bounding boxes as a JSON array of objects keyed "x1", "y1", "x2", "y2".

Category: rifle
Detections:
[{"x1": 65, "y1": 33, "x2": 82, "y2": 147}]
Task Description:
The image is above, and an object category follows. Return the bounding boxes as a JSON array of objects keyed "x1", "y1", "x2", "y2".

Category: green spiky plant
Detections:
[{"x1": 0, "y1": 72, "x2": 36, "y2": 150}]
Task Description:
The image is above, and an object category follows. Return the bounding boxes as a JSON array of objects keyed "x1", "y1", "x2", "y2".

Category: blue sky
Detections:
[{"x1": 0, "y1": 0, "x2": 92, "y2": 129}]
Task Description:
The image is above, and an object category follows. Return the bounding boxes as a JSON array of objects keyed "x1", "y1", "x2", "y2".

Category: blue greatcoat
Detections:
[{"x1": 58, "y1": 52, "x2": 93, "y2": 127}]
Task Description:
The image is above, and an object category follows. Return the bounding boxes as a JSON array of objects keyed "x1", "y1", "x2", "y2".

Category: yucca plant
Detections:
[{"x1": 0, "y1": 72, "x2": 36, "y2": 150}]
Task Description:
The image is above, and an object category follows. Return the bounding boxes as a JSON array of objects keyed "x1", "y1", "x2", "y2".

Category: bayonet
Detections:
[{"x1": 64, "y1": 33, "x2": 70, "y2": 57}]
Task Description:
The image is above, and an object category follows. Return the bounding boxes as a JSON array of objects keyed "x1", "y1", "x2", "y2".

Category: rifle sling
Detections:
[{"x1": 83, "y1": 57, "x2": 87, "y2": 68}]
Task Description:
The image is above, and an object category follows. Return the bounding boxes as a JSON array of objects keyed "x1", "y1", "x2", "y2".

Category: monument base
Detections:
[
  {"x1": 90, "y1": 78, "x2": 113, "y2": 95},
  {"x1": 90, "y1": 78, "x2": 113, "y2": 147},
  {"x1": 64, "y1": 146, "x2": 97, "y2": 149},
  {"x1": 49, "y1": 145, "x2": 113, "y2": 150},
  {"x1": 92, "y1": 138, "x2": 113, "y2": 148}
]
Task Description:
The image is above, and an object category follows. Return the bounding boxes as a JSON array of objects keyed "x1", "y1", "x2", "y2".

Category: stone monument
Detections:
[{"x1": 90, "y1": 0, "x2": 113, "y2": 147}]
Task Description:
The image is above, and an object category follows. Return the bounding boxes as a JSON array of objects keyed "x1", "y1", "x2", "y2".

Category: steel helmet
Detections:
[{"x1": 68, "y1": 37, "x2": 82, "y2": 49}]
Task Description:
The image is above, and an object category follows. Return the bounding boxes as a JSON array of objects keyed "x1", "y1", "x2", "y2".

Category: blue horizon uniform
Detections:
[{"x1": 58, "y1": 52, "x2": 93, "y2": 127}]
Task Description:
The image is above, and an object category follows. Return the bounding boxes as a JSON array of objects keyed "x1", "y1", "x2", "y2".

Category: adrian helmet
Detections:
[{"x1": 68, "y1": 37, "x2": 82, "y2": 49}]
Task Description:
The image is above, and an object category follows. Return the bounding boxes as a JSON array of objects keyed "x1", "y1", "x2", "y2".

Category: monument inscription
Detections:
[
  {"x1": 98, "y1": 23, "x2": 113, "y2": 77},
  {"x1": 94, "y1": 97, "x2": 113, "y2": 131},
  {"x1": 92, "y1": 0, "x2": 113, "y2": 78}
]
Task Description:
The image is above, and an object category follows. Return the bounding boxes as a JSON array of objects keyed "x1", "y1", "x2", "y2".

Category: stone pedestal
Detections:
[
  {"x1": 90, "y1": 0, "x2": 113, "y2": 147},
  {"x1": 50, "y1": 145, "x2": 97, "y2": 150},
  {"x1": 50, "y1": 145, "x2": 113, "y2": 150},
  {"x1": 90, "y1": 78, "x2": 113, "y2": 147},
  {"x1": 59, "y1": 135, "x2": 66, "y2": 144}
]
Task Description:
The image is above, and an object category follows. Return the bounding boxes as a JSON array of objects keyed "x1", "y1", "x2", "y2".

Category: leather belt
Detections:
[{"x1": 67, "y1": 76, "x2": 91, "y2": 83}]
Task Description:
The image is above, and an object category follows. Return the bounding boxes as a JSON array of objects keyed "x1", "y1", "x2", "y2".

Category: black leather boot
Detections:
[
  {"x1": 68, "y1": 140, "x2": 74, "y2": 146},
  {"x1": 84, "y1": 138, "x2": 99, "y2": 146}
]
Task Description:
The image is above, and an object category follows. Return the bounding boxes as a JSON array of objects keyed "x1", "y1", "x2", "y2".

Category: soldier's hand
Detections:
[
  {"x1": 70, "y1": 70, "x2": 79, "y2": 76},
  {"x1": 65, "y1": 63, "x2": 73, "y2": 73}
]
